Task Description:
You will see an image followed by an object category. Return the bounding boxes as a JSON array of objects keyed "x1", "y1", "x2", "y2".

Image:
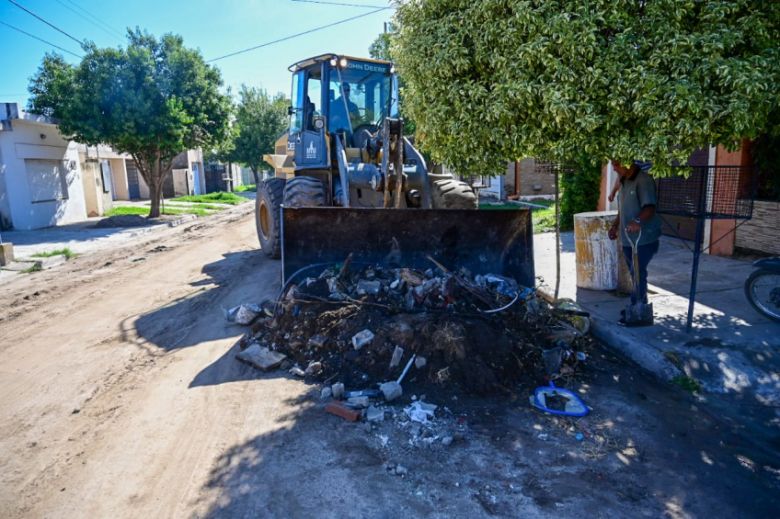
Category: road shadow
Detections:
[
  {"x1": 191, "y1": 351, "x2": 780, "y2": 518},
  {"x1": 129, "y1": 249, "x2": 280, "y2": 352}
]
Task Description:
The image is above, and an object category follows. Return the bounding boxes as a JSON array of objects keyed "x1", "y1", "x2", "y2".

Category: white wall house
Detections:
[{"x1": 0, "y1": 103, "x2": 88, "y2": 230}]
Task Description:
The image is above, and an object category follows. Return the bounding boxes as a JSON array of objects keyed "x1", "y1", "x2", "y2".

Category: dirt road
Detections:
[{"x1": 1, "y1": 205, "x2": 777, "y2": 518}]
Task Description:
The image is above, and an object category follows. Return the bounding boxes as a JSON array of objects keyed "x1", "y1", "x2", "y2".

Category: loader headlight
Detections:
[
  {"x1": 313, "y1": 117, "x2": 324, "y2": 130},
  {"x1": 329, "y1": 57, "x2": 337, "y2": 67},
  {"x1": 339, "y1": 57, "x2": 348, "y2": 68},
  {"x1": 390, "y1": 65, "x2": 396, "y2": 74}
]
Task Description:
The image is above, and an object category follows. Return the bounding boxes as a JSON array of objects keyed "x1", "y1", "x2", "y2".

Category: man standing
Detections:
[{"x1": 608, "y1": 161, "x2": 662, "y2": 326}]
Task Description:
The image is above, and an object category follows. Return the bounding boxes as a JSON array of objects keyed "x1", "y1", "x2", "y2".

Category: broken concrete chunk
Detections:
[
  {"x1": 347, "y1": 396, "x2": 370, "y2": 408},
  {"x1": 225, "y1": 304, "x2": 263, "y2": 325},
  {"x1": 415, "y1": 356, "x2": 427, "y2": 369},
  {"x1": 352, "y1": 329, "x2": 374, "y2": 350},
  {"x1": 366, "y1": 405, "x2": 384, "y2": 422},
  {"x1": 308, "y1": 334, "x2": 327, "y2": 348},
  {"x1": 289, "y1": 366, "x2": 305, "y2": 377},
  {"x1": 356, "y1": 279, "x2": 381, "y2": 295},
  {"x1": 331, "y1": 382, "x2": 345, "y2": 400},
  {"x1": 389, "y1": 346, "x2": 404, "y2": 369},
  {"x1": 305, "y1": 361, "x2": 323, "y2": 376},
  {"x1": 436, "y1": 367, "x2": 450, "y2": 383},
  {"x1": 321, "y1": 387, "x2": 333, "y2": 400},
  {"x1": 236, "y1": 344, "x2": 286, "y2": 371},
  {"x1": 380, "y1": 381, "x2": 402, "y2": 402}
]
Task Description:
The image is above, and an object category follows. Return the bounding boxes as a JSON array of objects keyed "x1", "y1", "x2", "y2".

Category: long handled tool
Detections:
[{"x1": 622, "y1": 228, "x2": 653, "y2": 326}]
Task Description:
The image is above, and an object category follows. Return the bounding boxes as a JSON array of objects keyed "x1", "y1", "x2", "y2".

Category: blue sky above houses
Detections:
[{"x1": 0, "y1": 0, "x2": 393, "y2": 107}]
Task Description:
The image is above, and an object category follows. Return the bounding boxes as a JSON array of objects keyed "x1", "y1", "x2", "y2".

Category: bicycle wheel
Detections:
[{"x1": 744, "y1": 269, "x2": 780, "y2": 322}]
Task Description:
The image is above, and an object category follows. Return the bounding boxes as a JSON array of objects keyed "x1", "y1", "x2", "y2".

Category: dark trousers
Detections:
[{"x1": 622, "y1": 240, "x2": 659, "y2": 304}]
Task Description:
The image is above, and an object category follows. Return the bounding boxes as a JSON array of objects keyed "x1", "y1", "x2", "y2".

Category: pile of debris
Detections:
[{"x1": 233, "y1": 256, "x2": 592, "y2": 406}]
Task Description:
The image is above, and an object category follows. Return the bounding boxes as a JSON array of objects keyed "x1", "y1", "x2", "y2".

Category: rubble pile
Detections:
[{"x1": 240, "y1": 259, "x2": 592, "y2": 396}]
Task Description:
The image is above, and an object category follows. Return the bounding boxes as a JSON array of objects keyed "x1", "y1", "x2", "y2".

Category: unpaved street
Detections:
[{"x1": 1, "y1": 206, "x2": 778, "y2": 518}]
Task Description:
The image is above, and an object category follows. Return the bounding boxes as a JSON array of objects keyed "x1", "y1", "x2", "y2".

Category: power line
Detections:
[
  {"x1": 207, "y1": 7, "x2": 388, "y2": 62},
  {"x1": 54, "y1": 0, "x2": 124, "y2": 42},
  {"x1": 290, "y1": 0, "x2": 391, "y2": 8},
  {"x1": 6, "y1": 0, "x2": 85, "y2": 47},
  {"x1": 0, "y1": 20, "x2": 83, "y2": 58}
]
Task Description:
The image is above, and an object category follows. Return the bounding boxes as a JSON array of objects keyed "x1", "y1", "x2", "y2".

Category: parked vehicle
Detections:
[{"x1": 744, "y1": 257, "x2": 780, "y2": 322}]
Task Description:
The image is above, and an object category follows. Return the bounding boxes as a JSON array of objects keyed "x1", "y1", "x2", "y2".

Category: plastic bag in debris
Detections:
[
  {"x1": 405, "y1": 401, "x2": 438, "y2": 423},
  {"x1": 224, "y1": 303, "x2": 264, "y2": 325}
]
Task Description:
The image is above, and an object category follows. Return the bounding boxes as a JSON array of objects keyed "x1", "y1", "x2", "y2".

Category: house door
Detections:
[
  {"x1": 192, "y1": 163, "x2": 203, "y2": 195},
  {"x1": 126, "y1": 161, "x2": 141, "y2": 199}
]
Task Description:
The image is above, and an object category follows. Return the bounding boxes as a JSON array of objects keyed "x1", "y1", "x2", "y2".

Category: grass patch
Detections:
[
  {"x1": 31, "y1": 247, "x2": 76, "y2": 260},
  {"x1": 164, "y1": 202, "x2": 225, "y2": 211},
  {"x1": 481, "y1": 199, "x2": 557, "y2": 233},
  {"x1": 22, "y1": 263, "x2": 42, "y2": 274},
  {"x1": 105, "y1": 206, "x2": 210, "y2": 217},
  {"x1": 234, "y1": 184, "x2": 256, "y2": 192},
  {"x1": 172, "y1": 192, "x2": 247, "y2": 205},
  {"x1": 672, "y1": 375, "x2": 702, "y2": 393}
]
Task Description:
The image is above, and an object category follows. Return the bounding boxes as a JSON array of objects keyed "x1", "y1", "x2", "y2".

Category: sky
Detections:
[{"x1": 0, "y1": 0, "x2": 394, "y2": 107}]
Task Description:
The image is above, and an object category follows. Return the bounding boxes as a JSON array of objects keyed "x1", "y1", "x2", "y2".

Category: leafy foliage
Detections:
[
  {"x1": 560, "y1": 162, "x2": 603, "y2": 230},
  {"x1": 226, "y1": 86, "x2": 289, "y2": 182},
  {"x1": 28, "y1": 30, "x2": 231, "y2": 217},
  {"x1": 369, "y1": 24, "x2": 416, "y2": 136},
  {"x1": 395, "y1": 1, "x2": 780, "y2": 176}
]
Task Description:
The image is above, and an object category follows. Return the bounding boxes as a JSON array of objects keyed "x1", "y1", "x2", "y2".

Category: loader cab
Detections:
[{"x1": 288, "y1": 54, "x2": 398, "y2": 168}]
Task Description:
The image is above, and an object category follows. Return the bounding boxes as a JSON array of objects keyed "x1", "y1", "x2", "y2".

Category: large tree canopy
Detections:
[
  {"x1": 28, "y1": 30, "x2": 231, "y2": 216},
  {"x1": 394, "y1": 0, "x2": 780, "y2": 176},
  {"x1": 226, "y1": 86, "x2": 289, "y2": 183}
]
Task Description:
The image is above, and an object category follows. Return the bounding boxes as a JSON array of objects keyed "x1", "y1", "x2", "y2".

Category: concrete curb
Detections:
[
  {"x1": 589, "y1": 315, "x2": 682, "y2": 382},
  {"x1": 536, "y1": 287, "x2": 682, "y2": 383}
]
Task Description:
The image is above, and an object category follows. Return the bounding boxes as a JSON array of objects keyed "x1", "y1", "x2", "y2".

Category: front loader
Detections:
[{"x1": 257, "y1": 54, "x2": 534, "y2": 286}]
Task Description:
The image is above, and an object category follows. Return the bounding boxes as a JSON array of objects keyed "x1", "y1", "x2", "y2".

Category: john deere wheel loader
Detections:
[{"x1": 257, "y1": 54, "x2": 534, "y2": 287}]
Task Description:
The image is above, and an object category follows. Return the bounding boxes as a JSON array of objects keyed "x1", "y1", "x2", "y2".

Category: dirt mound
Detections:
[{"x1": 248, "y1": 262, "x2": 591, "y2": 395}]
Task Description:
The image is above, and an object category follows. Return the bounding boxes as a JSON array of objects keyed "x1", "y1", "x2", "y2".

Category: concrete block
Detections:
[
  {"x1": 366, "y1": 405, "x2": 384, "y2": 422},
  {"x1": 236, "y1": 344, "x2": 286, "y2": 371},
  {"x1": 380, "y1": 381, "x2": 402, "y2": 402},
  {"x1": 389, "y1": 346, "x2": 404, "y2": 369},
  {"x1": 331, "y1": 382, "x2": 345, "y2": 400}
]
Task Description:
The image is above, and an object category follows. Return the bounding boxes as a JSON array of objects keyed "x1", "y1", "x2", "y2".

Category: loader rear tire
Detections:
[
  {"x1": 256, "y1": 177, "x2": 286, "y2": 258},
  {"x1": 283, "y1": 176, "x2": 326, "y2": 207},
  {"x1": 431, "y1": 179, "x2": 477, "y2": 209}
]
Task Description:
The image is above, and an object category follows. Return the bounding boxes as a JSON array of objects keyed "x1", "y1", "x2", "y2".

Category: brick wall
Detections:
[
  {"x1": 735, "y1": 200, "x2": 780, "y2": 255},
  {"x1": 504, "y1": 159, "x2": 556, "y2": 196}
]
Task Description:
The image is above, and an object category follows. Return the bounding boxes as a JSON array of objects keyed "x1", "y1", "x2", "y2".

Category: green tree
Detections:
[
  {"x1": 369, "y1": 24, "x2": 394, "y2": 61},
  {"x1": 228, "y1": 86, "x2": 289, "y2": 184},
  {"x1": 369, "y1": 23, "x2": 416, "y2": 136},
  {"x1": 28, "y1": 30, "x2": 231, "y2": 217},
  {"x1": 394, "y1": 1, "x2": 780, "y2": 176}
]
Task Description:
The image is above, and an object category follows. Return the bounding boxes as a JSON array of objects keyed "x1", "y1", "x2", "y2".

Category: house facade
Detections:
[{"x1": 0, "y1": 103, "x2": 89, "y2": 230}]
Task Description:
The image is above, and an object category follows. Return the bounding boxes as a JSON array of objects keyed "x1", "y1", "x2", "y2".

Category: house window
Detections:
[{"x1": 24, "y1": 159, "x2": 69, "y2": 203}]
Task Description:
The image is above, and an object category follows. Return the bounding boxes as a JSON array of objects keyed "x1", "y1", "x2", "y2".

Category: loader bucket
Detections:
[{"x1": 281, "y1": 207, "x2": 535, "y2": 287}]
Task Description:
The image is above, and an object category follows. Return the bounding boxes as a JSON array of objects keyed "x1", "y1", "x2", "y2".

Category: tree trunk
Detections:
[
  {"x1": 251, "y1": 166, "x2": 259, "y2": 185},
  {"x1": 148, "y1": 155, "x2": 164, "y2": 218}
]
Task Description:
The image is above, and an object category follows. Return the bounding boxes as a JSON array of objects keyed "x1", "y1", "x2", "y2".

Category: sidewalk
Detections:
[{"x1": 535, "y1": 232, "x2": 780, "y2": 449}]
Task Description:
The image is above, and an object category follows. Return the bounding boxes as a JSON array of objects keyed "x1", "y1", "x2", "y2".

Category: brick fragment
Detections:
[{"x1": 325, "y1": 402, "x2": 361, "y2": 422}]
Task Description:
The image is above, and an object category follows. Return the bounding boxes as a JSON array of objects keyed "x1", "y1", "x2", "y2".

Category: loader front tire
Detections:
[
  {"x1": 256, "y1": 177, "x2": 286, "y2": 258},
  {"x1": 283, "y1": 176, "x2": 326, "y2": 207},
  {"x1": 431, "y1": 179, "x2": 477, "y2": 209}
]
